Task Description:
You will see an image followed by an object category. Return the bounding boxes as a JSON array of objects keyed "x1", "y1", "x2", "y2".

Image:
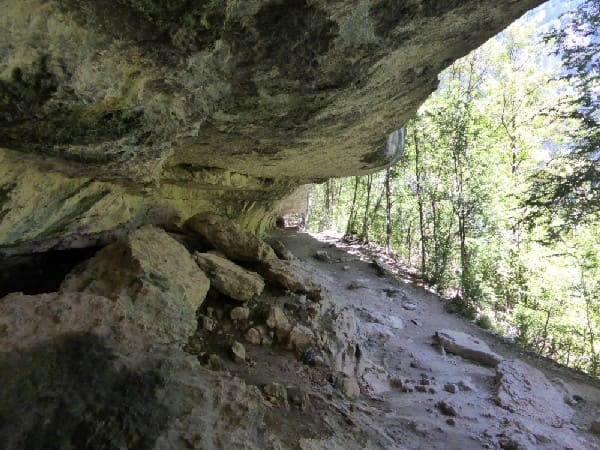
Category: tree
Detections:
[{"x1": 526, "y1": 0, "x2": 600, "y2": 234}]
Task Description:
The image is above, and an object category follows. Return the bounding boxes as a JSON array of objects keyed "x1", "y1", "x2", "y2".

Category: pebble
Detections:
[
  {"x1": 436, "y1": 400, "x2": 458, "y2": 416},
  {"x1": 231, "y1": 341, "x2": 246, "y2": 363},
  {"x1": 315, "y1": 250, "x2": 331, "y2": 262},
  {"x1": 340, "y1": 376, "x2": 361, "y2": 400},
  {"x1": 444, "y1": 383, "x2": 459, "y2": 394},
  {"x1": 348, "y1": 279, "x2": 368, "y2": 290},
  {"x1": 230, "y1": 306, "x2": 250, "y2": 321},
  {"x1": 244, "y1": 327, "x2": 262, "y2": 345}
]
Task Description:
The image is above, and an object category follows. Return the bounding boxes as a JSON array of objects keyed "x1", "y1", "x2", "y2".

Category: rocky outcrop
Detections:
[
  {"x1": 0, "y1": 0, "x2": 543, "y2": 245},
  {"x1": 194, "y1": 252, "x2": 265, "y2": 302},
  {"x1": 61, "y1": 225, "x2": 210, "y2": 344}
]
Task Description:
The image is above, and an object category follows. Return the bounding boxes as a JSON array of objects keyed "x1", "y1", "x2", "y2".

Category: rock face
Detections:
[
  {"x1": 61, "y1": 225, "x2": 210, "y2": 344},
  {"x1": 194, "y1": 252, "x2": 265, "y2": 302},
  {"x1": 0, "y1": 0, "x2": 543, "y2": 245}
]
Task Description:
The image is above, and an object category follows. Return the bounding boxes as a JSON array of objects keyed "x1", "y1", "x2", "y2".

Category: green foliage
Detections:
[
  {"x1": 306, "y1": 8, "x2": 600, "y2": 376},
  {"x1": 526, "y1": 0, "x2": 600, "y2": 235}
]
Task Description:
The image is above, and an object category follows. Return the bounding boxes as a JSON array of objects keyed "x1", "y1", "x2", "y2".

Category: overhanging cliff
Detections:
[{"x1": 0, "y1": 0, "x2": 544, "y2": 244}]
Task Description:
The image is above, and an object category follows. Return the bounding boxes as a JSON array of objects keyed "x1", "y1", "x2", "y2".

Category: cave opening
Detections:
[{"x1": 0, "y1": 246, "x2": 101, "y2": 297}]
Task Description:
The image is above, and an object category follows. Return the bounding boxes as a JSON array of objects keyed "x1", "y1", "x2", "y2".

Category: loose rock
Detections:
[
  {"x1": 185, "y1": 212, "x2": 277, "y2": 263},
  {"x1": 372, "y1": 258, "x2": 394, "y2": 276},
  {"x1": 263, "y1": 383, "x2": 289, "y2": 408},
  {"x1": 194, "y1": 252, "x2": 264, "y2": 302},
  {"x1": 266, "y1": 306, "x2": 291, "y2": 340},
  {"x1": 338, "y1": 375, "x2": 360, "y2": 400},
  {"x1": 348, "y1": 279, "x2": 368, "y2": 290},
  {"x1": 288, "y1": 325, "x2": 315, "y2": 351},
  {"x1": 231, "y1": 341, "x2": 246, "y2": 364},
  {"x1": 271, "y1": 240, "x2": 295, "y2": 260},
  {"x1": 244, "y1": 327, "x2": 262, "y2": 345},
  {"x1": 436, "y1": 401, "x2": 458, "y2": 417},
  {"x1": 201, "y1": 315, "x2": 217, "y2": 332},
  {"x1": 230, "y1": 306, "x2": 250, "y2": 321},
  {"x1": 315, "y1": 250, "x2": 331, "y2": 262},
  {"x1": 444, "y1": 383, "x2": 459, "y2": 394},
  {"x1": 433, "y1": 329, "x2": 502, "y2": 367},
  {"x1": 262, "y1": 259, "x2": 323, "y2": 301}
]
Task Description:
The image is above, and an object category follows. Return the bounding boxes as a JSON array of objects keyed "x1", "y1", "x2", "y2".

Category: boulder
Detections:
[
  {"x1": 0, "y1": 291, "x2": 270, "y2": 449},
  {"x1": 265, "y1": 306, "x2": 291, "y2": 338},
  {"x1": 271, "y1": 240, "x2": 295, "y2": 261},
  {"x1": 262, "y1": 259, "x2": 323, "y2": 301},
  {"x1": 288, "y1": 325, "x2": 315, "y2": 351},
  {"x1": 185, "y1": 212, "x2": 277, "y2": 263},
  {"x1": 433, "y1": 329, "x2": 502, "y2": 367},
  {"x1": 194, "y1": 252, "x2": 264, "y2": 301},
  {"x1": 60, "y1": 226, "x2": 210, "y2": 345}
]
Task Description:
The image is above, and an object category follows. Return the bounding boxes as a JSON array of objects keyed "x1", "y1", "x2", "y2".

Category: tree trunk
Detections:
[
  {"x1": 385, "y1": 168, "x2": 393, "y2": 254},
  {"x1": 361, "y1": 174, "x2": 373, "y2": 243},
  {"x1": 346, "y1": 176, "x2": 360, "y2": 235},
  {"x1": 414, "y1": 132, "x2": 427, "y2": 275}
]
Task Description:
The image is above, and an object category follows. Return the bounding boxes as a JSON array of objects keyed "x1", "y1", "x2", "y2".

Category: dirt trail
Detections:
[{"x1": 256, "y1": 228, "x2": 600, "y2": 449}]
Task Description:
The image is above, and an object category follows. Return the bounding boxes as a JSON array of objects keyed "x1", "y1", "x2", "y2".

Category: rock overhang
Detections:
[
  {"x1": 0, "y1": 0, "x2": 545, "y2": 242},
  {"x1": 1, "y1": 0, "x2": 544, "y2": 181}
]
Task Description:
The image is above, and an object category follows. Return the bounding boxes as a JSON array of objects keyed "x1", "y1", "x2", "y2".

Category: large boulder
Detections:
[
  {"x1": 194, "y1": 252, "x2": 265, "y2": 302},
  {"x1": 61, "y1": 225, "x2": 210, "y2": 344},
  {"x1": 186, "y1": 212, "x2": 277, "y2": 263},
  {"x1": 0, "y1": 291, "x2": 272, "y2": 449},
  {"x1": 261, "y1": 259, "x2": 324, "y2": 301}
]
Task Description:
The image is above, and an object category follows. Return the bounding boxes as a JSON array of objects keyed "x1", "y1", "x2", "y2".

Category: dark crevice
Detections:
[{"x1": 0, "y1": 246, "x2": 102, "y2": 297}]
